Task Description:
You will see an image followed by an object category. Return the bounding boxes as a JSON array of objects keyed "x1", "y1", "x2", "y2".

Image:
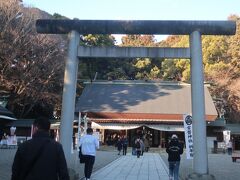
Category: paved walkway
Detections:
[
  {"x1": 90, "y1": 153, "x2": 169, "y2": 180},
  {"x1": 2, "y1": 148, "x2": 239, "y2": 180},
  {"x1": 0, "y1": 149, "x2": 120, "y2": 180}
]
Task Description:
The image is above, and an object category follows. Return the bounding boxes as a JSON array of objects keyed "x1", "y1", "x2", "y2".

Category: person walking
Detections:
[
  {"x1": 11, "y1": 117, "x2": 69, "y2": 180},
  {"x1": 227, "y1": 140, "x2": 233, "y2": 155},
  {"x1": 122, "y1": 136, "x2": 128, "y2": 155},
  {"x1": 79, "y1": 127, "x2": 99, "y2": 180},
  {"x1": 131, "y1": 137, "x2": 137, "y2": 155},
  {"x1": 144, "y1": 137, "x2": 150, "y2": 152},
  {"x1": 135, "y1": 137, "x2": 142, "y2": 158},
  {"x1": 166, "y1": 134, "x2": 183, "y2": 180},
  {"x1": 140, "y1": 138, "x2": 144, "y2": 156},
  {"x1": 116, "y1": 138, "x2": 123, "y2": 155}
]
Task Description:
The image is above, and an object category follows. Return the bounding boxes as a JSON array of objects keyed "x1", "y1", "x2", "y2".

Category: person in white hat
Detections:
[{"x1": 166, "y1": 134, "x2": 183, "y2": 180}]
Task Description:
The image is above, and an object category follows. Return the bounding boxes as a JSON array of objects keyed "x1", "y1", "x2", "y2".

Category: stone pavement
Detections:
[
  {"x1": 0, "y1": 148, "x2": 120, "y2": 180},
  {"x1": 91, "y1": 153, "x2": 169, "y2": 180},
  {"x1": 70, "y1": 149, "x2": 120, "y2": 179},
  {"x1": 0, "y1": 149, "x2": 15, "y2": 180},
  {"x1": 1, "y1": 147, "x2": 240, "y2": 180},
  {"x1": 161, "y1": 152, "x2": 240, "y2": 180},
  {"x1": 0, "y1": 148, "x2": 169, "y2": 180}
]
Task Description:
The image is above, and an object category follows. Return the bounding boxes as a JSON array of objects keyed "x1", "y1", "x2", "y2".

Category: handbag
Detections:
[{"x1": 79, "y1": 146, "x2": 86, "y2": 164}]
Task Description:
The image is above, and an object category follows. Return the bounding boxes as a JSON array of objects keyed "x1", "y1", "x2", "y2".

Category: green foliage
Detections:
[
  {"x1": 202, "y1": 36, "x2": 228, "y2": 64},
  {"x1": 2, "y1": 1, "x2": 239, "y2": 122},
  {"x1": 120, "y1": 35, "x2": 163, "y2": 80},
  {"x1": 182, "y1": 65, "x2": 190, "y2": 82},
  {"x1": 133, "y1": 58, "x2": 162, "y2": 80},
  {"x1": 121, "y1": 35, "x2": 156, "y2": 47},
  {"x1": 106, "y1": 67, "x2": 128, "y2": 80},
  {"x1": 52, "y1": 13, "x2": 68, "y2": 19},
  {"x1": 80, "y1": 34, "x2": 115, "y2": 46},
  {"x1": 161, "y1": 59, "x2": 190, "y2": 81},
  {"x1": 149, "y1": 66, "x2": 161, "y2": 79},
  {"x1": 78, "y1": 34, "x2": 116, "y2": 80},
  {"x1": 172, "y1": 36, "x2": 189, "y2": 47},
  {"x1": 134, "y1": 58, "x2": 151, "y2": 69},
  {"x1": 201, "y1": 15, "x2": 240, "y2": 122},
  {"x1": 205, "y1": 61, "x2": 230, "y2": 78},
  {"x1": 157, "y1": 35, "x2": 189, "y2": 47}
]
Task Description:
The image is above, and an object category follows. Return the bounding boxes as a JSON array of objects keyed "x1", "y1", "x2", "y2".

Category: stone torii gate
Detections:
[{"x1": 36, "y1": 20, "x2": 235, "y2": 179}]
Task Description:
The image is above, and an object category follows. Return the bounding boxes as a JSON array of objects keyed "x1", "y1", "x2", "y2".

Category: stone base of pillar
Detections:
[{"x1": 186, "y1": 173, "x2": 215, "y2": 180}]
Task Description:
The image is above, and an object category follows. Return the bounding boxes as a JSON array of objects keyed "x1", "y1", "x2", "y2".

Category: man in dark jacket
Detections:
[
  {"x1": 122, "y1": 136, "x2": 128, "y2": 155},
  {"x1": 166, "y1": 134, "x2": 183, "y2": 180},
  {"x1": 11, "y1": 117, "x2": 70, "y2": 180}
]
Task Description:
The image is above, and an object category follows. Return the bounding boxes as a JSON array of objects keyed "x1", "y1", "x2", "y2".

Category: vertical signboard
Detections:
[{"x1": 183, "y1": 114, "x2": 194, "y2": 159}]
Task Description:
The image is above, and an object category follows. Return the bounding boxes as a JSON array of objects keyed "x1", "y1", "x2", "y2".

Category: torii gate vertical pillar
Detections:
[
  {"x1": 188, "y1": 31, "x2": 215, "y2": 180},
  {"x1": 59, "y1": 30, "x2": 80, "y2": 162}
]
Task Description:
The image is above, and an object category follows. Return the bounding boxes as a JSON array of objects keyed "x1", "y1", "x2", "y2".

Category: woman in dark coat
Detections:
[
  {"x1": 116, "y1": 138, "x2": 122, "y2": 155},
  {"x1": 166, "y1": 134, "x2": 183, "y2": 180}
]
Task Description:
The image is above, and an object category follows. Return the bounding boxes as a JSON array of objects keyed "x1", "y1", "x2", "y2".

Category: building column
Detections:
[
  {"x1": 188, "y1": 31, "x2": 214, "y2": 179},
  {"x1": 59, "y1": 30, "x2": 80, "y2": 162}
]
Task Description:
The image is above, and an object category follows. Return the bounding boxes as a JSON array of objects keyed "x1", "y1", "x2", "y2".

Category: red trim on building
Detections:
[{"x1": 86, "y1": 112, "x2": 216, "y2": 122}]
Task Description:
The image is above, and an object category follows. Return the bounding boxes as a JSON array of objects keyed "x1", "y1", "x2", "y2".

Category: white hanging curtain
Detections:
[
  {"x1": 146, "y1": 124, "x2": 184, "y2": 132},
  {"x1": 92, "y1": 122, "x2": 141, "y2": 130},
  {"x1": 91, "y1": 122, "x2": 184, "y2": 131},
  {"x1": 0, "y1": 115, "x2": 16, "y2": 120}
]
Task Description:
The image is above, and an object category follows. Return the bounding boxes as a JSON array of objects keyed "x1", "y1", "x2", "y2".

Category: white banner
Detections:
[{"x1": 183, "y1": 114, "x2": 194, "y2": 159}]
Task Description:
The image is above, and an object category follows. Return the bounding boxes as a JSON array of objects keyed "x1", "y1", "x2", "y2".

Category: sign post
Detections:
[{"x1": 184, "y1": 114, "x2": 194, "y2": 159}]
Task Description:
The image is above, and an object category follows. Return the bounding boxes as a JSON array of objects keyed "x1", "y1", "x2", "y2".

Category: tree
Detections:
[
  {"x1": 121, "y1": 35, "x2": 163, "y2": 80},
  {"x1": 121, "y1": 35, "x2": 156, "y2": 47},
  {"x1": 203, "y1": 15, "x2": 240, "y2": 122},
  {"x1": 0, "y1": 0, "x2": 67, "y2": 118},
  {"x1": 158, "y1": 35, "x2": 190, "y2": 81},
  {"x1": 202, "y1": 36, "x2": 229, "y2": 65},
  {"x1": 78, "y1": 34, "x2": 116, "y2": 81},
  {"x1": 158, "y1": 24, "x2": 240, "y2": 122},
  {"x1": 157, "y1": 35, "x2": 189, "y2": 47}
]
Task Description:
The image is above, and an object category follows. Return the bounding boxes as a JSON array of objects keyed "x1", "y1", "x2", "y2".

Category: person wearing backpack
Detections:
[
  {"x1": 135, "y1": 137, "x2": 141, "y2": 158},
  {"x1": 166, "y1": 134, "x2": 183, "y2": 180}
]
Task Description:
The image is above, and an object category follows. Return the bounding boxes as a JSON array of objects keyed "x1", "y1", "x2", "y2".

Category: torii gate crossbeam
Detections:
[{"x1": 77, "y1": 46, "x2": 190, "y2": 58}]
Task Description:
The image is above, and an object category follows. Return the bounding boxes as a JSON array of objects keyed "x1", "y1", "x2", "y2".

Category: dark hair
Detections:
[
  {"x1": 86, "y1": 127, "x2": 93, "y2": 134},
  {"x1": 33, "y1": 117, "x2": 50, "y2": 131}
]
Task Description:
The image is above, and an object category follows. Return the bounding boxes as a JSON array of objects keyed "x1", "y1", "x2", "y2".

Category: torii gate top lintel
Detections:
[{"x1": 36, "y1": 19, "x2": 236, "y2": 35}]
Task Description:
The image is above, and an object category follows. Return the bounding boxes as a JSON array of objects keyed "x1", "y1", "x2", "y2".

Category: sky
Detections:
[{"x1": 23, "y1": 0, "x2": 240, "y2": 42}]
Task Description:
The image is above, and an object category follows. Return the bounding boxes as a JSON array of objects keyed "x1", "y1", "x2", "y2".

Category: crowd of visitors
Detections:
[
  {"x1": 115, "y1": 135, "x2": 128, "y2": 155},
  {"x1": 8, "y1": 118, "x2": 239, "y2": 180}
]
